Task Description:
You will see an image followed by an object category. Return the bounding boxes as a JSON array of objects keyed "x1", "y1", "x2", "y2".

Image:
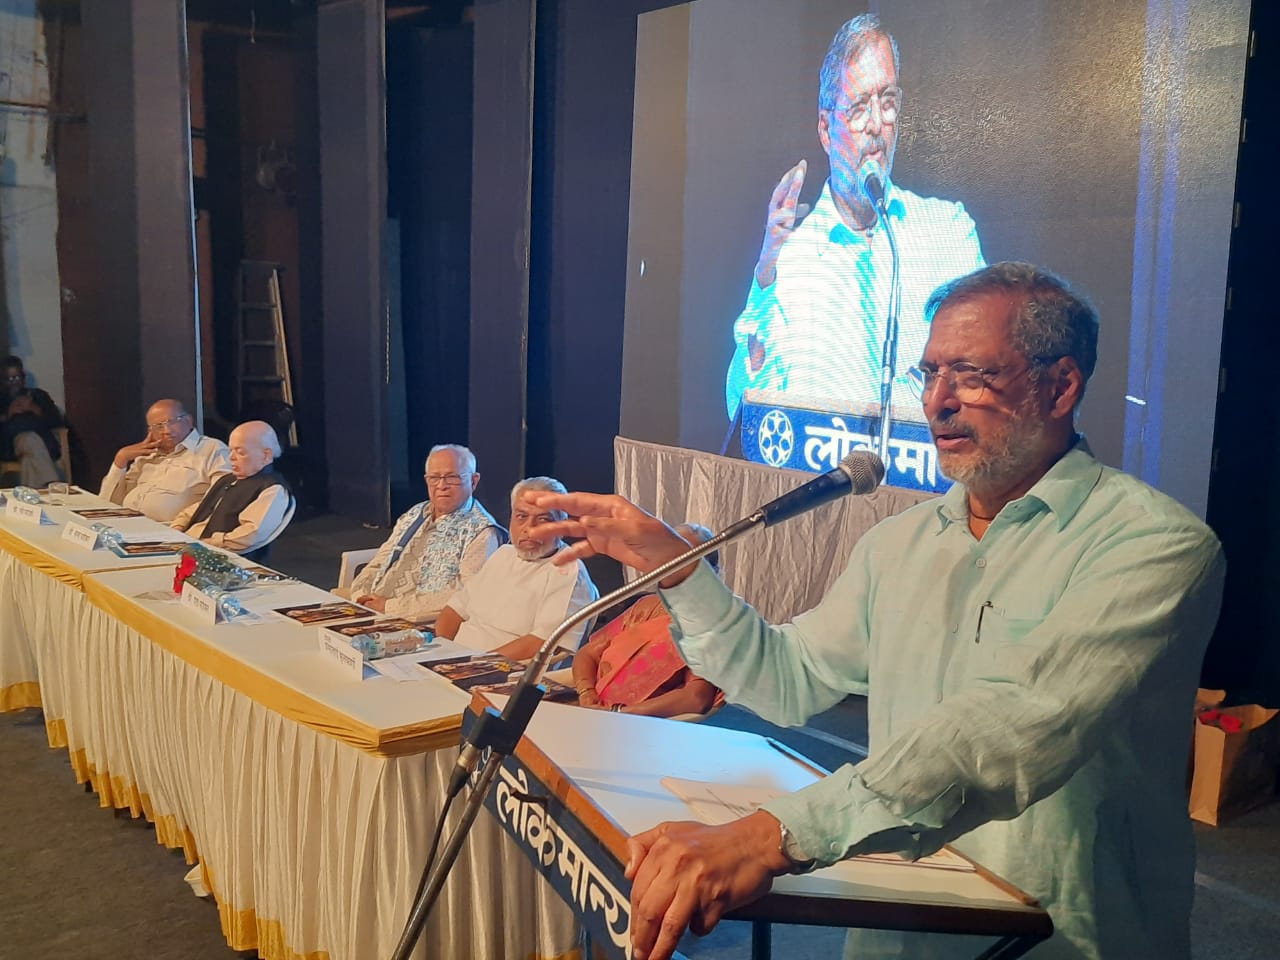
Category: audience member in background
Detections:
[
  {"x1": 572, "y1": 523, "x2": 721, "y2": 717},
  {"x1": 434, "y1": 477, "x2": 598, "y2": 660},
  {"x1": 100, "y1": 399, "x2": 231, "y2": 522},
  {"x1": 170, "y1": 421, "x2": 293, "y2": 554},
  {"x1": 1, "y1": 355, "x2": 64, "y2": 488},
  {"x1": 350, "y1": 444, "x2": 504, "y2": 620}
]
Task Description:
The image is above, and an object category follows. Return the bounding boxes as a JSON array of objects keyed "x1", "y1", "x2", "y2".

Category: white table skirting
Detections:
[{"x1": 1, "y1": 536, "x2": 580, "y2": 959}]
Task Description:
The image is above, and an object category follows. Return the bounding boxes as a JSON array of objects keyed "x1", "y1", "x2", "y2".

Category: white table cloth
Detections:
[{"x1": 1, "y1": 494, "x2": 579, "y2": 960}]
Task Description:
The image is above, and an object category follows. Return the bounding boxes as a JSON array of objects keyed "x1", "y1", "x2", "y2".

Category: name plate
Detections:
[
  {"x1": 181, "y1": 581, "x2": 220, "y2": 625},
  {"x1": 6, "y1": 499, "x2": 45, "y2": 525},
  {"x1": 318, "y1": 628, "x2": 366, "y2": 680},
  {"x1": 61, "y1": 522, "x2": 101, "y2": 551}
]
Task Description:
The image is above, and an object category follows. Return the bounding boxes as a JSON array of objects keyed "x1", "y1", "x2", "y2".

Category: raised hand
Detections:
[
  {"x1": 528, "y1": 492, "x2": 697, "y2": 584},
  {"x1": 112, "y1": 436, "x2": 164, "y2": 469},
  {"x1": 754, "y1": 159, "x2": 809, "y2": 290}
]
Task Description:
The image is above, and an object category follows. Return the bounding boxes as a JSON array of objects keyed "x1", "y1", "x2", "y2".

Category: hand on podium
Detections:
[{"x1": 623, "y1": 810, "x2": 792, "y2": 960}]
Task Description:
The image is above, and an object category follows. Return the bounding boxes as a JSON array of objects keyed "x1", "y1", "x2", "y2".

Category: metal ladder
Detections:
[{"x1": 234, "y1": 260, "x2": 297, "y2": 446}]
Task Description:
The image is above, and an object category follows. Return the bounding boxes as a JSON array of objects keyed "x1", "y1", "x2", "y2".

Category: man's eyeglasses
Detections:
[
  {"x1": 907, "y1": 356, "x2": 1060, "y2": 404},
  {"x1": 425, "y1": 473, "x2": 467, "y2": 487},
  {"x1": 833, "y1": 86, "x2": 902, "y2": 130},
  {"x1": 4, "y1": 374, "x2": 24, "y2": 383},
  {"x1": 147, "y1": 416, "x2": 188, "y2": 432}
]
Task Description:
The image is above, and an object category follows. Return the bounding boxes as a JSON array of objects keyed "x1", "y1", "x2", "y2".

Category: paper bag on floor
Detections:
[{"x1": 1189, "y1": 694, "x2": 1280, "y2": 826}]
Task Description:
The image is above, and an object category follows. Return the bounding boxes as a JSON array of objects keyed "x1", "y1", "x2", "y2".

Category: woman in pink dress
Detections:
[{"x1": 571, "y1": 524, "x2": 722, "y2": 718}]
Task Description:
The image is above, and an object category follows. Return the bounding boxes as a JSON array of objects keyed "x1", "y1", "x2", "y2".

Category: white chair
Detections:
[{"x1": 336, "y1": 547, "x2": 379, "y2": 593}]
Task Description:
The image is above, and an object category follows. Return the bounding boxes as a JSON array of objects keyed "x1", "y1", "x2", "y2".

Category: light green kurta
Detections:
[{"x1": 663, "y1": 443, "x2": 1224, "y2": 958}]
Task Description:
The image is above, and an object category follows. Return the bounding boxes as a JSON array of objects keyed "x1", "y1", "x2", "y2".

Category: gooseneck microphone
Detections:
[
  {"x1": 393, "y1": 449, "x2": 886, "y2": 960},
  {"x1": 757, "y1": 449, "x2": 885, "y2": 527}
]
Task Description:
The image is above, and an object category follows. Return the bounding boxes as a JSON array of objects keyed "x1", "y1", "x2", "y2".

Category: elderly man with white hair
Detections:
[
  {"x1": 350, "y1": 443, "x2": 504, "y2": 620},
  {"x1": 170, "y1": 420, "x2": 293, "y2": 554},
  {"x1": 433, "y1": 476, "x2": 598, "y2": 661}
]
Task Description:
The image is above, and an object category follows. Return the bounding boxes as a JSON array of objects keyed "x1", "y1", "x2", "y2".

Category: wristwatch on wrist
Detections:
[{"x1": 777, "y1": 820, "x2": 818, "y2": 873}]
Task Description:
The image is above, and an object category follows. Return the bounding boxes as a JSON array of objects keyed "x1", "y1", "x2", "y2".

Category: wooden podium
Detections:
[{"x1": 465, "y1": 696, "x2": 1052, "y2": 959}]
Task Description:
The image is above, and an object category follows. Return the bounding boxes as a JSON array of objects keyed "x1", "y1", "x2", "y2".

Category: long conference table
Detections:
[
  {"x1": 1, "y1": 485, "x2": 1052, "y2": 960},
  {"x1": 0, "y1": 487, "x2": 578, "y2": 959}
]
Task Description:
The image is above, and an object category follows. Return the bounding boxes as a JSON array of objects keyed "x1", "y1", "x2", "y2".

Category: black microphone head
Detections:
[
  {"x1": 839, "y1": 449, "x2": 885, "y2": 494},
  {"x1": 857, "y1": 159, "x2": 886, "y2": 208}
]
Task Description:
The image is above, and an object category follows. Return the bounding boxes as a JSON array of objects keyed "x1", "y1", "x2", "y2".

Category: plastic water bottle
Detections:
[
  {"x1": 207, "y1": 587, "x2": 245, "y2": 620},
  {"x1": 349, "y1": 629, "x2": 434, "y2": 660},
  {"x1": 90, "y1": 523, "x2": 124, "y2": 549},
  {"x1": 11, "y1": 486, "x2": 42, "y2": 505}
]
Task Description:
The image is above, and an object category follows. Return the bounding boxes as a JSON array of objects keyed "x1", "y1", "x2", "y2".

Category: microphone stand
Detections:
[
  {"x1": 388, "y1": 519, "x2": 755, "y2": 960},
  {"x1": 874, "y1": 199, "x2": 902, "y2": 466}
]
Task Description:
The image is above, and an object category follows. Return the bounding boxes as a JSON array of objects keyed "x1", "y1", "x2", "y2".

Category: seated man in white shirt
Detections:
[
  {"x1": 434, "y1": 476, "x2": 598, "y2": 661},
  {"x1": 170, "y1": 421, "x2": 293, "y2": 554},
  {"x1": 349, "y1": 444, "x2": 505, "y2": 620},
  {"x1": 99, "y1": 399, "x2": 231, "y2": 522}
]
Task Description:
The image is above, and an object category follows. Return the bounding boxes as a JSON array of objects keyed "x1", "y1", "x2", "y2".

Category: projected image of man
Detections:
[{"x1": 725, "y1": 13, "x2": 985, "y2": 420}]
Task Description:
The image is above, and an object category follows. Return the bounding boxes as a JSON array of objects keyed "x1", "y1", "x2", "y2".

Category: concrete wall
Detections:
[{"x1": 0, "y1": 5, "x2": 63, "y2": 409}]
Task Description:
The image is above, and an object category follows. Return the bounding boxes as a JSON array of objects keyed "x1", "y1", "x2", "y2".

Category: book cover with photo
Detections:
[
  {"x1": 324, "y1": 617, "x2": 421, "y2": 638},
  {"x1": 74, "y1": 507, "x2": 145, "y2": 519},
  {"x1": 272, "y1": 601, "x2": 372, "y2": 626},
  {"x1": 470, "y1": 676, "x2": 577, "y2": 703},
  {"x1": 426, "y1": 653, "x2": 525, "y2": 688},
  {"x1": 106, "y1": 540, "x2": 188, "y2": 558}
]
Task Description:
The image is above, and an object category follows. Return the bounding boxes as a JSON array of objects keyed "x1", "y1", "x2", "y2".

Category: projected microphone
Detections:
[
  {"x1": 857, "y1": 158, "x2": 887, "y2": 210},
  {"x1": 758, "y1": 449, "x2": 884, "y2": 527}
]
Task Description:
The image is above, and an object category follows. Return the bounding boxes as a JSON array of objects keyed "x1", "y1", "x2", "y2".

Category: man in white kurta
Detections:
[
  {"x1": 435, "y1": 478, "x2": 598, "y2": 661},
  {"x1": 99, "y1": 399, "x2": 231, "y2": 522}
]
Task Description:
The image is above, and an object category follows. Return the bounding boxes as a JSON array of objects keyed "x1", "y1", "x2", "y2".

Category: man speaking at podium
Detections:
[
  {"x1": 725, "y1": 13, "x2": 985, "y2": 422},
  {"x1": 538, "y1": 263, "x2": 1224, "y2": 960}
]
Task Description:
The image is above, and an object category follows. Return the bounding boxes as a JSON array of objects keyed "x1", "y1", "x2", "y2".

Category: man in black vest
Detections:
[{"x1": 170, "y1": 420, "x2": 292, "y2": 554}]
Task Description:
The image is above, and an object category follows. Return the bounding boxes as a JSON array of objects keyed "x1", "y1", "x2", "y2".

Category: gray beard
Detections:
[
  {"x1": 936, "y1": 403, "x2": 1046, "y2": 497},
  {"x1": 515, "y1": 544, "x2": 557, "y2": 562}
]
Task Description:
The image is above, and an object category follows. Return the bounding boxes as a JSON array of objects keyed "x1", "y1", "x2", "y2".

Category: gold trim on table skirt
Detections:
[
  {"x1": 82, "y1": 578, "x2": 462, "y2": 758},
  {"x1": 0, "y1": 525, "x2": 87, "y2": 588},
  {"x1": 0, "y1": 679, "x2": 42, "y2": 712}
]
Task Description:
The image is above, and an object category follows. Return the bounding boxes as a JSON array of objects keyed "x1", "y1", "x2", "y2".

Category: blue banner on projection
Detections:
[{"x1": 741, "y1": 400, "x2": 953, "y2": 494}]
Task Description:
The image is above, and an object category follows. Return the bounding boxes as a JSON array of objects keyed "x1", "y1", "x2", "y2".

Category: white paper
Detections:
[
  {"x1": 409, "y1": 637, "x2": 483, "y2": 663},
  {"x1": 369, "y1": 656, "x2": 431, "y2": 682},
  {"x1": 6, "y1": 499, "x2": 45, "y2": 525},
  {"x1": 660, "y1": 776, "x2": 785, "y2": 824},
  {"x1": 61, "y1": 522, "x2": 101, "y2": 550},
  {"x1": 181, "y1": 581, "x2": 220, "y2": 625}
]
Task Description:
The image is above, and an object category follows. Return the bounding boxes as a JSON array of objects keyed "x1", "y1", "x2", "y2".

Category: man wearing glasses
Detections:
[
  {"x1": 537, "y1": 263, "x2": 1224, "y2": 960},
  {"x1": 99, "y1": 399, "x2": 231, "y2": 522},
  {"x1": 434, "y1": 476, "x2": 597, "y2": 661},
  {"x1": 350, "y1": 443, "x2": 503, "y2": 620},
  {"x1": 1, "y1": 355, "x2": 64, "y2": 488},
  {"x1": 725, "y1": 13, "x2": 985, "y2": 421}
]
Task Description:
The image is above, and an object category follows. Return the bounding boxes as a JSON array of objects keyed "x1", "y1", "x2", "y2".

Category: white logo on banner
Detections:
[{"x1": 757, "y1": 409, "x2": 795, "y2": 467}]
